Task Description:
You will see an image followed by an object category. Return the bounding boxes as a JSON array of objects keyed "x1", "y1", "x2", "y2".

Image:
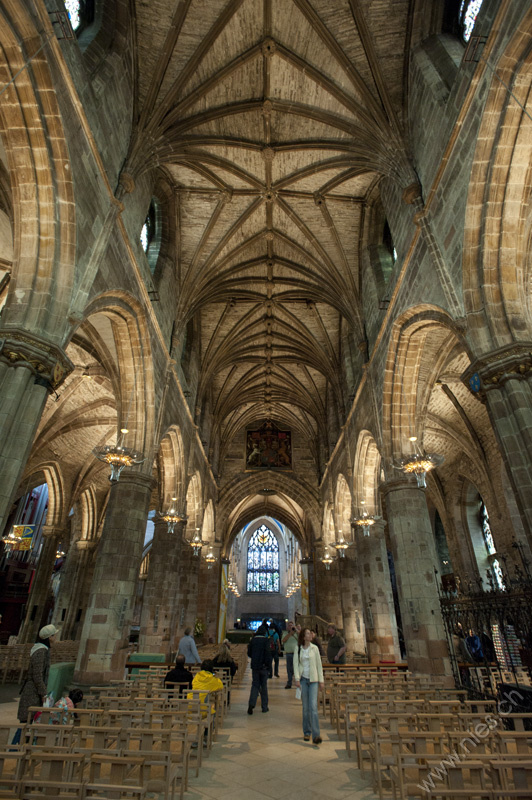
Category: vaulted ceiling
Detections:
[{"x1": 126, "y1": 0, "x2": 418, "y2": 467}]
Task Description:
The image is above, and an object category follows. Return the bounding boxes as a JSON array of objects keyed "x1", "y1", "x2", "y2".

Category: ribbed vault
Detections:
[{"x1": 125, "y1": 0, "x2": 417, "y2": 472}]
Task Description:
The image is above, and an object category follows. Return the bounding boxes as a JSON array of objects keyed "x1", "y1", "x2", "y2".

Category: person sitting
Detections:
[
  {"x1": 188, "y1": 660, "x2": 224, "y2": 748},
  {"x1": 212, "y1": 641, "x2": 238, "y2": 680},
  {"x1": 164, "y1": 654, "x2": 193, "y2": 695},
  {"x1": 189, "y1": 659, "x2": 224, "y2": 714},
  {"x1": 52, "y1": 689, "x2": 84, "y2": 725}
]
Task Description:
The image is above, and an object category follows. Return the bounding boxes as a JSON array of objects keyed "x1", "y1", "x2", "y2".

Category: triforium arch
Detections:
[
  {"x1": 0, "y1": 3, "x2": 76, "y2": 339},
  {"x1": 157, "y1": 425, "x2": 186, "y2": 511},
  {"x1": 462, "y1": 3, "x2": 532, "y2": 352},
  {"x1": 382, "y1": 306, "x2": 469, "y2": 465},
  {"x1": 334, "y1": 474, "x2": 352, "y2": 544},
  {"x1": 79, "y1": 292, "x2": 156, "y2": 467},
  {"x1": 185, "y1": 472, "x2": 203, "y2": 533},
  {"x1": 353, "y1": 430, "x2": 382, "y2": 514}
]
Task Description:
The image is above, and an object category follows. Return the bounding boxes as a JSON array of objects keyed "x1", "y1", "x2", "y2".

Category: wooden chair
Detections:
[
  {"x1": 19, "y1": 751, "x2": 86, "y2": 799},
  {"x1": 82, "y1": 754, "x2": 147, "y2": 799},
  {"x1": 0, "y1": 749, "x2": 25, "y2": 799}
]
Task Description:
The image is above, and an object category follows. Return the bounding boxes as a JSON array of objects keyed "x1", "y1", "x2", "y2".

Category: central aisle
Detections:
[{"x1": 185, "y1": 666, "x2": 379, "y2": 800}]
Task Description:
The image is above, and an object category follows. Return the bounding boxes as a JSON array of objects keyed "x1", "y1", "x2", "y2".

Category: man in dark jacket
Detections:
[
  {"x1": 247, "y1": 624, "x2": 272, "y2": 714},
  {"x1": 164, "y1": 654, "x2": 193, "y2": 695}
]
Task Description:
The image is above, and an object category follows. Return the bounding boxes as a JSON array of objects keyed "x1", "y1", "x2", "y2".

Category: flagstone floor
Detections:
[{"x1": 183, "y1": 668, "x2": 380, "y2": 800}]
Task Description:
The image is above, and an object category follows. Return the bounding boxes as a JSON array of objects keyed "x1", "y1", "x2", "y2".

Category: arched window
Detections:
[
  {"x1": 246, "y1": 524, "x2": 279, "y2": 592},
  {"x1": 459, "y1": 0, "x2": 484, "y2": 42},
  {"x1": 65, "y1": 0, "x2": 95, "y2": 36},
  {"x1": 140, "y1": 198, "x2": 162, "y2": 275}
]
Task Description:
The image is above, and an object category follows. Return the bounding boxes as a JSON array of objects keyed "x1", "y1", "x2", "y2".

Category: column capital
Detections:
[
  {"x1": 462, "y1": 342, "x2": 532, "y2": 398},
  {"x1": 109, "y1": 471, "x2": 157, "y2": 493},
  {"x1": 0, "y1": 328, "x2": 74, "y2": 390},
  {"x1": 75, "y1": 539, "x2": 96, "y2": 552},
  {"x1": 379, "y1": 475, "x2": 421, "y2": 498},
  {"x1": 41, "y1": 525, "x2": 67, "y2": 538}
]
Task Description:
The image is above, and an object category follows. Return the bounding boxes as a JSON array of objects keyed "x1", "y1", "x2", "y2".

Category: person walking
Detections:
[
  {"x1": 282, "y1": 620, "x2": 298, "y2": 688},
  {"x1": 177, "y1": 627, "x2": 201, "y2": 664},
  {"x1": 267, "y1": 620, "x2": 281, "y2": 677},
  {"x1": 293, "y1": 627, "x2": 324, "y2": 744},
  {"x1": 247, "y1": 624, "x2": 272, "y2": 714}
]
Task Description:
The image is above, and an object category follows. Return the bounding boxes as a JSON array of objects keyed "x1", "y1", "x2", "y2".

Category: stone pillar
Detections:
[
  {"x1": 173, "y1": 535, "x2": 200, "y2": 641},
  {"x1": 74, "y1": 472, "x2": 155, "y2": 685},
  {"x1": 138, "y1": 519, "x2": 181, "y2": 657},
  {"x1": 357, "y1": 520, "x2": 401, "y2": 663},
  {"x1": 314, "y1": 557, "x2": 343, "y2": 626},
  {"x1": 381, "y1": 477, "x2": 451, "y2": 678},
  {"x1": 338, "y1": 554, "x2": 367, "y2": 656},
  {"x1": 53, "y1": 540, "x2": 97, "y2": 640},
  {"x1": 300, "y1": 560, "x2": 310, "y2": 615},
  {"x1": 463, "y1": 345, "x2": 532, "y2": 543},
  {"x1": 196, "y1": 558, "x2": 220, "y2": 643},
  {"x1": 0, "y1": 332, "x2": 73, "y2": 533},
  {"x1": 18, "y1": 526, "x2": 64, "y2": 643}
]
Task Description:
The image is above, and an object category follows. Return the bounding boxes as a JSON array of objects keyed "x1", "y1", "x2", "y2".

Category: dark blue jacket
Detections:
[{"x1": 247, "y1": 633, "x2": 273, "y2": 671}]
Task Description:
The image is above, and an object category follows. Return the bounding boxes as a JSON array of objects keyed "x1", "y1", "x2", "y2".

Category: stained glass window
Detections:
[
  {"x1": 459, "y1": 0, "x2": 484, "y2": 42},
  {"x1": 65, "y1": 0, "x2": 81, "y2": 31},
  {"x1": 246, "y1": 524, "x2": 279, "y2": 592}
]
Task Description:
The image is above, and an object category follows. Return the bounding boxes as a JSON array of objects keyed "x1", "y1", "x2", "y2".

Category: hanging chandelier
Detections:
[
  {"x1": 321, "y1": 548, "x2": 334, "y2": 570},
  {"x1": 1, "y1": 530, "x2": 19, "y2": 549},
  {"x1": 187, "y1": 528, "x2": 205, "y2": 556},
  {"x1": 93, "y1": 443, "x2": 145, "y2": 482},
  {"x1": 395, "y1": 448, "x2": 444, "y2": 488},
  {"x1": 333, "y1": 534, "x2": 349, "y2": 558},
  {"x1": 204, "y1": 547, "x2": 217, "y2": 569},
  {"x1": 159, "y1": 498, "x2": 187, "y2": 533},
  {"x1": 351, "y1": 501, "x2": 381, "y2": 537}
]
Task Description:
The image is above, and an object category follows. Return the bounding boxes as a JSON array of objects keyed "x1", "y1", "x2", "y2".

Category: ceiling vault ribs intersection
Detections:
[{"x1": 125, "y1": 0, "x2": 415, "y2": 470}]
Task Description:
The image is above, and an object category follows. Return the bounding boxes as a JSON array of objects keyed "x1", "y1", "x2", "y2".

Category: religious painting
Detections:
[{"x1": 245, "y1": 420, "x2": 292, "y2": 470}]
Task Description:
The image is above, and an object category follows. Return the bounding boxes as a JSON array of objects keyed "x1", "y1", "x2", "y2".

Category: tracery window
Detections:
[
  {"x1": 459, "y1": 0, "x2": 484, "y2": 42},
  {"x1": 480, "y1": 500, "x2": 505, "y2": 590},
  {"x1": 140, "y1": 199, "x2": 161, "y2": 275},
  {"x1": 246, "y1": 524, "x2": 279, "y2": 593}
]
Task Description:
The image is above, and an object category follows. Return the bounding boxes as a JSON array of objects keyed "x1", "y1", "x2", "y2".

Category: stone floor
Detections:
[
  {"x1": 183, "y1": 669, "x2": 379, "y2": 800},
  {"x1": 0, "y1": 670, "x2": 379, "y2": 799}
]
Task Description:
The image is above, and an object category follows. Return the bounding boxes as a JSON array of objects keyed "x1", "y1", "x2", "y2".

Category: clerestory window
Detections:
[
  {"x1": 246, "y1": 524, "x2": 280, "y2": 593},
  {"x1": 65, "y1": 0, "x2": 94, "y2": 36},
  {"x1": 459, "y1": 0, "x2": 484, "y2": 42}
]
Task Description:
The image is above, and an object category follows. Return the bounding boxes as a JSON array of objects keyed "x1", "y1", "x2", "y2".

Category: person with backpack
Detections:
[{"x1": 293, "y1": 627, "x2": 324, "y2": 745}]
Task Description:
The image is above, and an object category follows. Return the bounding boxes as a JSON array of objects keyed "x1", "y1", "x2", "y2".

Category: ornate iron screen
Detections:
[{"x1": 246, "y1": 524, "x2": 280, "y2": 592}]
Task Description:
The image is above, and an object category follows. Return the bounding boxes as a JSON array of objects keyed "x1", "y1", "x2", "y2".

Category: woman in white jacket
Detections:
[{"x1": 293, "y1": 628, "x2": 324, "y2": 744}]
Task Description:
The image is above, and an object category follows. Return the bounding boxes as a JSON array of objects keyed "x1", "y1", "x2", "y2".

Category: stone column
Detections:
[
  {"x1": 18, "y1": 526, "x2": 64, "y2": 643},
  {"x1": 74, "y1": 472, "x2": 155, "y2": 685},
  {"x1": 381, "y1": 477, "x2": 451, "y2": 678},
  {"x1": 138, "y1": 519, "x2": 181, "y2": 657},
  {"x1": 338, "y1": 554, "x2": 367, "y2": 656},
  {"x1": 0, "y1": 332, "x2": 73, "y2": 533},
  {"x1": 357, "y1": 520, "x2": 401, "y2": 663},
  {"x1": 53, "y1": 540, "x2": 97, "y2": 640},
  {"x1": 173, "y1": 535, "x2": 200, "y2": 641},
  {"x1": 314, "y1": 557, "x2": 343, "y2": 626},
  {"x1": 196, "y1": 558, "x2": 220, "y2": 643},
  {"x1": 463, "y1": 345, "x2": 532, "y2": 543}
]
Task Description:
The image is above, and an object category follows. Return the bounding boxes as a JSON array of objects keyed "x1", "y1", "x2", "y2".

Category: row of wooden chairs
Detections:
[
  {"x1": 0, "y1": 642, "x2": 79, "y2": 684},
  {"x1": 0, "y1": 654, "x2": 244, "y2": 799},
  {"x1": 324, "y1": 664, "x2": 532, "y2": 800}
]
